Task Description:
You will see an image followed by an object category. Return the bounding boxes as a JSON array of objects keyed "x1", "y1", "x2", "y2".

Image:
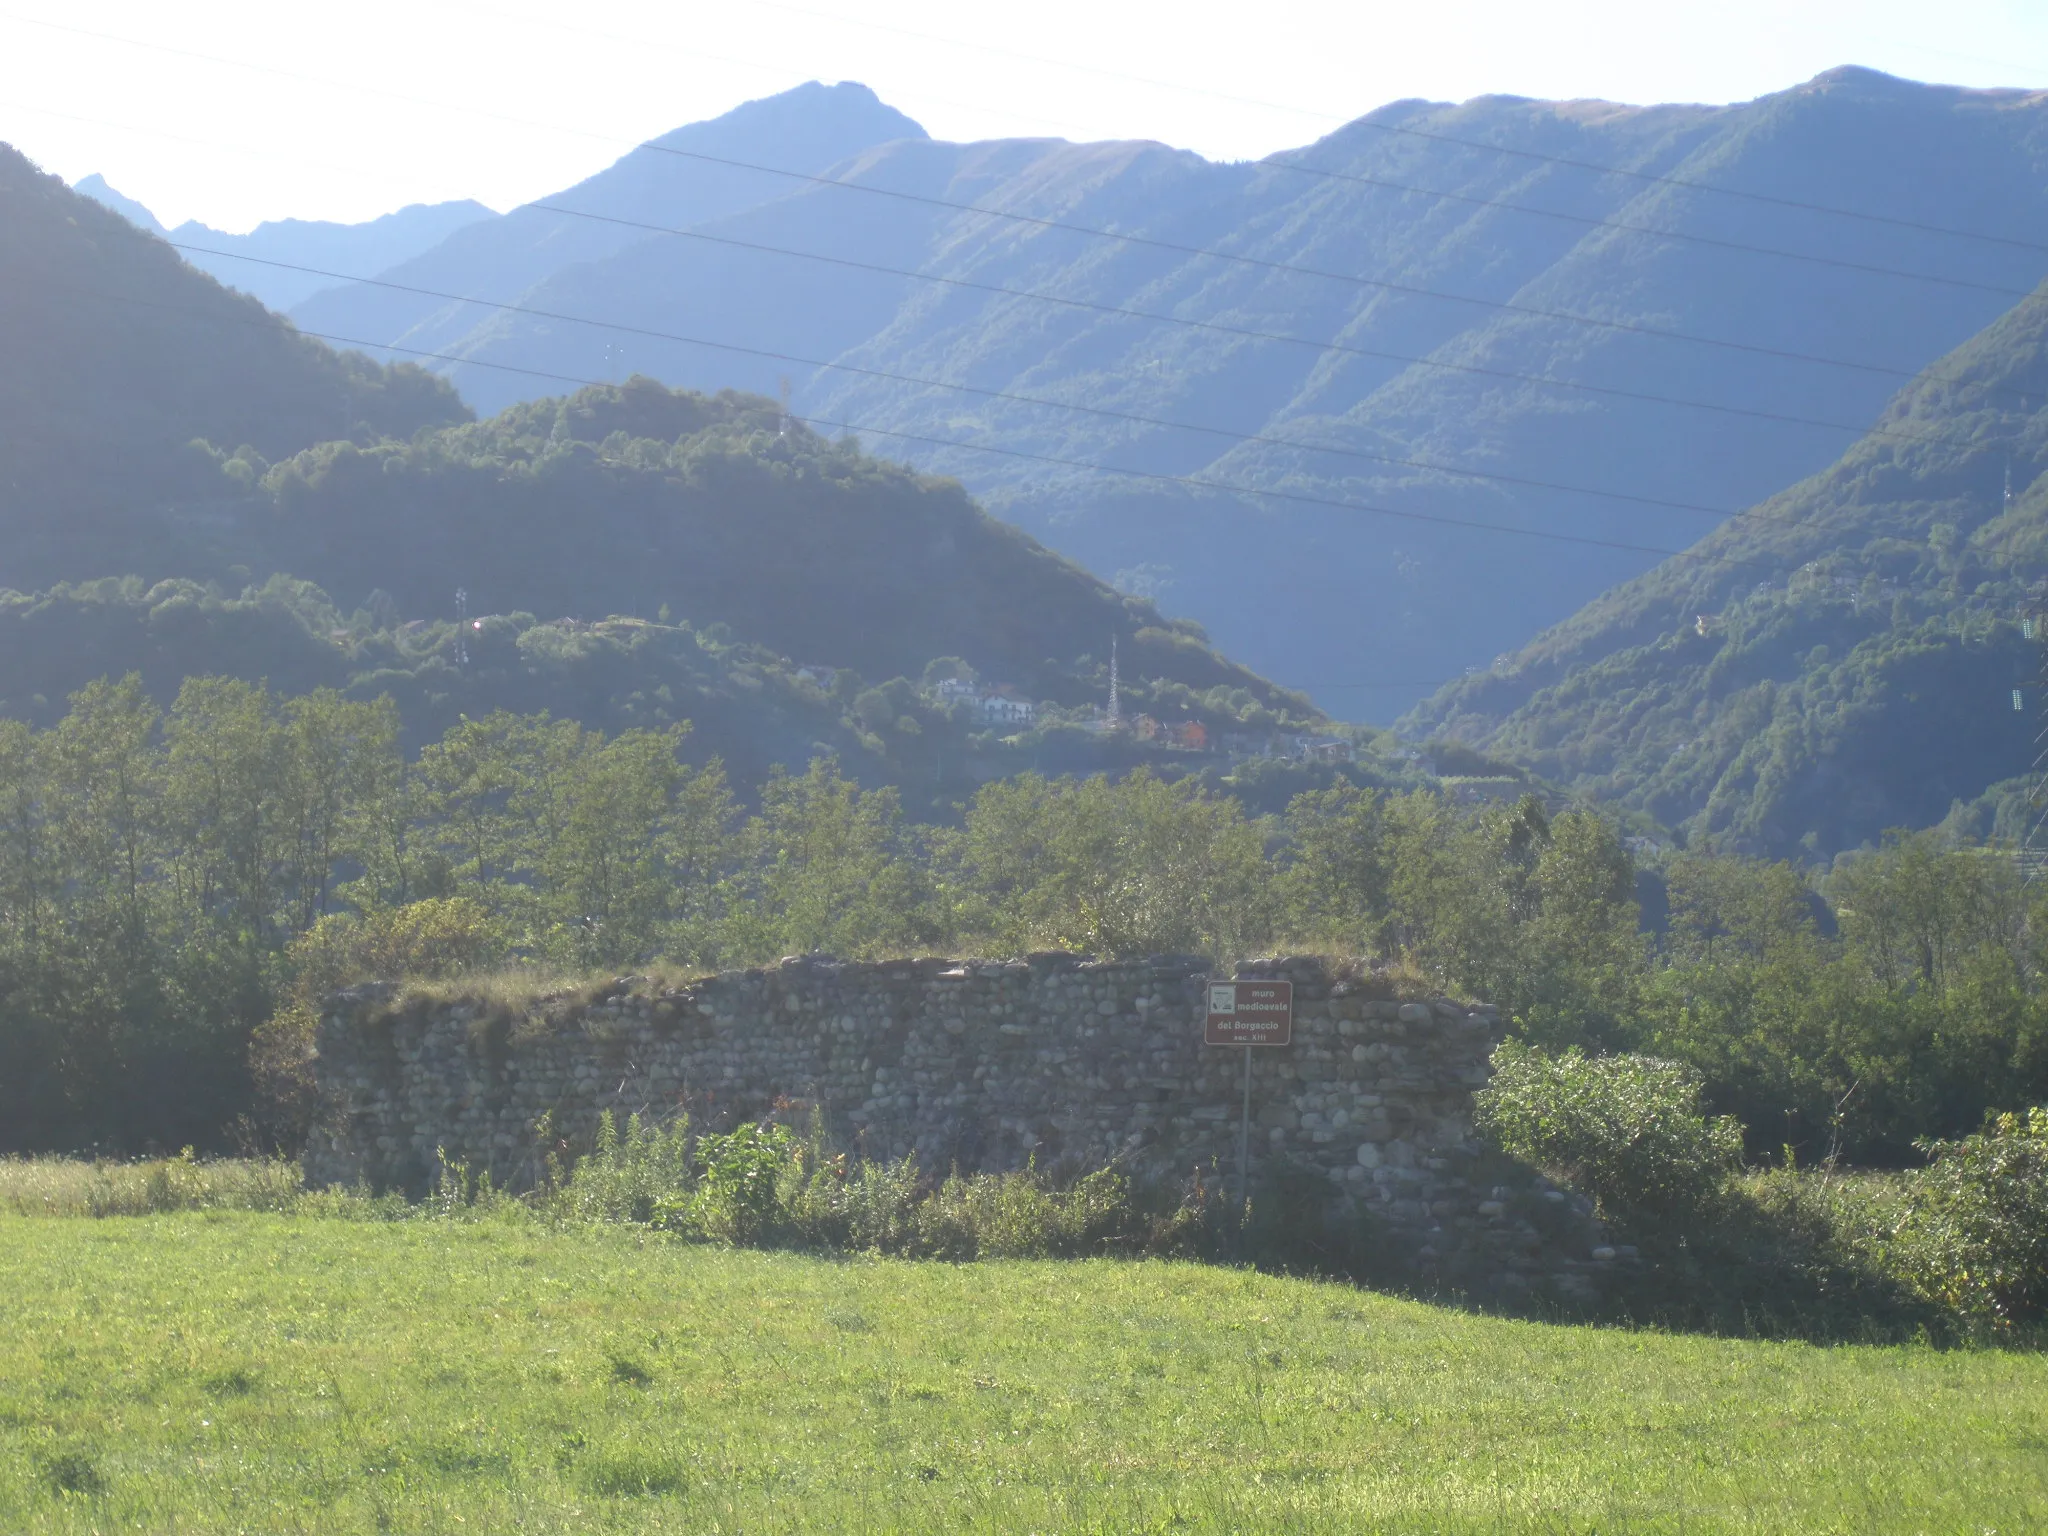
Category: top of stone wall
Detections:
[{"x1": 325, "y1": 953, "x2": 1476, "y2": 1030}]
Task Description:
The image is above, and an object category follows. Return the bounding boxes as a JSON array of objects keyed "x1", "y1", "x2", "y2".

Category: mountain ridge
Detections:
[{"x1": 71, "y1": 173, "x2": 497, "y2": 311}]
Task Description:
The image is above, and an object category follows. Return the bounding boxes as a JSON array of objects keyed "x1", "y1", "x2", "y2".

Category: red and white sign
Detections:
[{"x1": 1205, "y1": 979, "x2": 1293, "y2": 1046}]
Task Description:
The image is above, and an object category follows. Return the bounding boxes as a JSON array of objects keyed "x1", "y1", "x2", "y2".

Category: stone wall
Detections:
[{"x1": 307, "y1": 953, "x2": 1609, "y2": 1294}]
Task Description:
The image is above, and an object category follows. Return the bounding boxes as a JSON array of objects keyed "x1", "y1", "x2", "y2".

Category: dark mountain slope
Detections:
[
  {"x1": 71, "y1": 174, "x2": 495, "y2": 311},
  {"x1": 1402, "y1": 274, "x2": 2048, "y2": 857},
  {"x1": 329, "y1": 70, "x2": 2048, "y2": 715},
  {"x1": 0, "y1": 143, "x2": 470, "y2": 588},
  {"x1": 290, "y1": 82, "x2": 925, "y2": 373}
]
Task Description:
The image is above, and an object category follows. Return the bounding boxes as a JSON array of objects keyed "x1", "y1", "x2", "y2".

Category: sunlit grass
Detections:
[
  {"x1": 2, "y1": 1212, "x2": 2044, "y2": 1532},
  {"x1": 0, "y1": 1153, "x2": 304, "y2": 1218}
]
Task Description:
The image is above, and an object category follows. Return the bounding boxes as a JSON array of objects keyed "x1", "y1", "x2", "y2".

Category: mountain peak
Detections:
[
  {"x1": 72, "y1": 173, "x2": 163, "y2": 234},
  {"x1": 1796, "y1": 64, "x2": 1923, "y2": 96},
  {"x1": 651, "y1": 79, "x2": 926, "y2": 153}
]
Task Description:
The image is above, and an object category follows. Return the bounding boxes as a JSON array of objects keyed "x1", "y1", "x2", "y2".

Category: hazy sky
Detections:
[{"x1": 5, "y1": 0, "x2": 2048, "y2": 231}]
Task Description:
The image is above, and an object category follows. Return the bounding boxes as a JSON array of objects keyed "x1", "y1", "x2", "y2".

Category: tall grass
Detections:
[
  {"x1": 538, "y1": 1110, "x2": 1224, "y2": 1261},
  {"x1": 0, "y1": 1150, "x2": 306, "y2": 1217}
]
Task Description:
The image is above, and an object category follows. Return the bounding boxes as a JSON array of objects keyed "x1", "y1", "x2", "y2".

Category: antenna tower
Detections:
[
  {"x1": 1107, "y1": 634, "x2": 1121, "y2": 726},
  {"x1": 778, "y1": 375, "x2": 792, "y2": 438},
  {"x1": 455, "y1": 587, "x2": 470, "y2": 669},
  {"x1": 2023, "y1": 596, "x2": 2048, "y2": 880}
]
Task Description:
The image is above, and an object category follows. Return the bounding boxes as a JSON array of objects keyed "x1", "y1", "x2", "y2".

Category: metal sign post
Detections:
[
  {"x1": 1238, "y1": 1042, "x2": 1252, "y2": 1230},
  {"x1": 1205, "y1": 979, "x2": 1294, "y2": 1238}
]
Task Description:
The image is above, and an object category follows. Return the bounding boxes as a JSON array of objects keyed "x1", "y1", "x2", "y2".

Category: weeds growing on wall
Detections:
[{"x1": 540, "y1": 1111, "x2": 1226, "y2": 1263}]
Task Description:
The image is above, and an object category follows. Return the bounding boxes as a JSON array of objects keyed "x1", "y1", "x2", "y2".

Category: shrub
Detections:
[
  {"x1": 1476, "y1": 1042, "x2": 1743, "y2": 1224},
  {"x1": 249, "y1": 898, "x2": 507, "y2": 1147},
  {"x1": 620, "y1": 1114, "x2": 1215, "y2": 1260},
  {"x1": 775, "y1": 1147, "x2": 925, "y2": 1254},
  {"x1": 540, "y1": 1110, "x2": 691, "y2": 1225},
  {"x1": 1896, "y1": 1107, "x2": 2048, "y2": 1325},
  {"x1": 917, "y1": 1165, "x2": 1154, "y2": 1259},
  {"x1": 655, "y1": 1123, "x2": 798, "y2": 1245}
]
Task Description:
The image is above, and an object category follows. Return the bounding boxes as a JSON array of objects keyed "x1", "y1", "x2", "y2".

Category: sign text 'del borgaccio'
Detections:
[{"x1": 1205, "y1": 980, "x2": 1293, "y2": 1046}]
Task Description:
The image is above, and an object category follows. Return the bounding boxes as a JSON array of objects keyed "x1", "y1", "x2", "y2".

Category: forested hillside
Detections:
[
  {"x1": 0, "y1": 142, "x2": 470, "y2": 581},
  {"x1": 293, "y1": 71, "x2": 2048, "y2": 715},
  {"x1": 0, "y1": 572, "x2": 1356, "y2": 821},
  {"x1": 1405, "y1": 274, "x2": 2048, "y2": 858},
  {"x1": 85, "y1": 378, "x2": 1311, "y2": 721}
]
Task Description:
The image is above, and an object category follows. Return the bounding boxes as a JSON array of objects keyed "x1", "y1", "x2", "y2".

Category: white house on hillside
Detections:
[{"x1": 928, "y1": 677, "x2": 1036, "y2": 726}]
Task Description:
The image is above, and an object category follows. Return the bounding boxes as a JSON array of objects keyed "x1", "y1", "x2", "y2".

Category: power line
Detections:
[
  {"x1": 13, "y1": 91, "x2": 1953, "y2": 446},
  {"x1": 1310, "y1": 682, "x2": 1471, "y2": 691},
  {"x1": 119, "y1": 164, "x2": 2004, "y2": 451},
  {"x1": 18, "y1": 17, "x2": 2040, "y2": 719},
  {"x1": 167, "y1": 237, "x2": 2048, "y2": 536},
  {"x1": 32, "y1": 269, "x2": 1818, "y2": 578},
  {"x1": 411, "y1": 4, "x2": 2047, "y2": 301},
  {"x1": 28, "y1": 82, "x2": 2034, "y2": 454},
  {"x1": 783, "y1": 406, "x2": 1832, "y2": 581},
  {"x1": 164, "y1": 239, "x2": 1744, "y2": 522},
  {"x1": 618, "y1": 143, "x2": 2048, "y2": 394},
  {"x1": 12, "y1": 118, "x2": 2034, "y2": 601},
  {"x1": 508, "y1": 200, "x2": 2032, "y2": 452},
  {"x1": 1325, "y1": 107, "x2": 2048, "y2": 261},
  {"x1": 14, "y1": 7, "x2": 2048, "y2": 397},
  {"x1": 41, "y1": 272, "x2": 2032, "y2": 729},
  {"x1": 1254, "y1": 154, "x2": 2041, "y2": 301},
  {"x1": 25, "y1": 86, "x2": 2039, "y2": 441}
]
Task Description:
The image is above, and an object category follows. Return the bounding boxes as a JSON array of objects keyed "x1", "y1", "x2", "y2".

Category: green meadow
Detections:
[{"x1": 1, "y1": 1212, "x2": 2044, "y2": 1533}]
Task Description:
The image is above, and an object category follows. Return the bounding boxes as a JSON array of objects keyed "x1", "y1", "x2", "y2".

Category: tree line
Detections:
[{"x1": 2, "y1": 675, "x2": 2046, "y2": 1161}]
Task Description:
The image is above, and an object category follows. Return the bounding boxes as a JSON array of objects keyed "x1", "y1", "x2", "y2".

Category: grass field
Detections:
[{"x1": 1, "y1": 1214, "x2": 2045, "y2": 1532}]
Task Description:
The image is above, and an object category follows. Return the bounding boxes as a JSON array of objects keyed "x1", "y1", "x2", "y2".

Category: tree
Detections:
[
  {"x1": 950, "y1": 770, "x2": 1271, "y2": 959},
  {"x1": 1830, "y1": 832, "x2": 2026, "y2": 992},
  {"x1": 1665, "y1": 853, "x2": 1815, "y2": 965},
  {"x1": 537, "y1": 725, "x2": 734, "y2": 968},
  {"x1": 414, "y1": 711, "x2": 541, "y2": 909},
  {"x1": 160, "y1": 676, "x2": 283, "y2": 941},
  {"x1": 1275, "y1": 782, "x2": 1389, "y2": 952},
  {"x1": 275, "y1": 691, "x2": 401, "y2": 932},
  {"x1": 723, "y1": 758, "x2": 934, "y2": 961},
  {"x1": 46, "y1": 675, "x2": 159, "y2": 949}
]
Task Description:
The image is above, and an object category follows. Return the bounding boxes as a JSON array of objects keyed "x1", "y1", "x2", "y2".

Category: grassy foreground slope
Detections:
[{"x1": 3, "y1": 1215, "x2": 2044, "y2": 1533}]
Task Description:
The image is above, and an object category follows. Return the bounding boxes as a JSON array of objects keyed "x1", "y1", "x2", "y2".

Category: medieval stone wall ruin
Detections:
[{"x1": 306, "y1": 953, "x2": 1610, "y2": 1295}]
